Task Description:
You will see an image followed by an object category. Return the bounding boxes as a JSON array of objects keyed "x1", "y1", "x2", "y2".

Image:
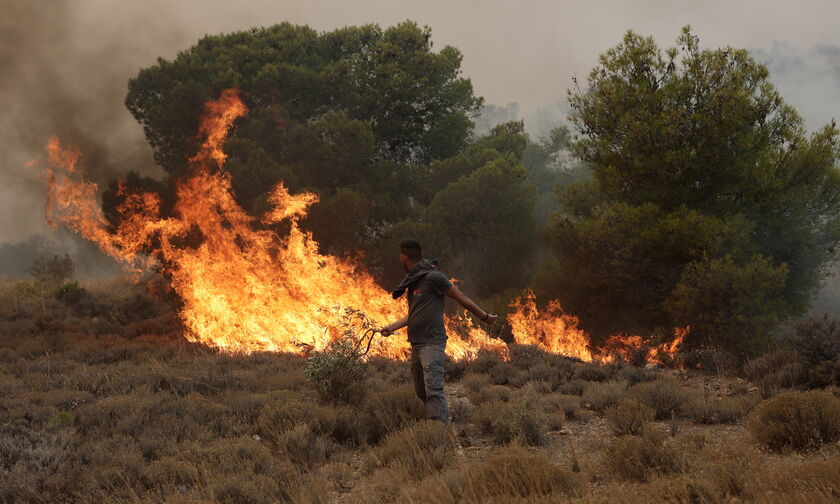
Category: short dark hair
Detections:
[{"x1": 400, "y1": 240, "x2": 422, "y2": 261}]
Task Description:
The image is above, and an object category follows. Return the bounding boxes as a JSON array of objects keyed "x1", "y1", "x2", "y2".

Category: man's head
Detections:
[{"x1": 399, "y1": 240, "x2": 423, "y2": 272}]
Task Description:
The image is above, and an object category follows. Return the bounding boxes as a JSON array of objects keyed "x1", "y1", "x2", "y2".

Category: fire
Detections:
[
  {"x1": 36, "y1": 89, "x2": 504, "y2": 360},
  {"x1": 506, "y1": 290, "x2": 688, "y2": 364},
  {"x1": 35, "y1": 88, "x2": 685, "y2": 365}
]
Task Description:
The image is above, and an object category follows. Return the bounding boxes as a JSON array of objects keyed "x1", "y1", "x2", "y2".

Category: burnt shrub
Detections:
[
  {"x1": 627, "y1": 378, "x2": 695, "y2": 419},
  {"x1": 747, "y1": 390, "x2": 840, "y2": 452},
  {"x1": 605, "y1": 399, "x2": 655, "y2": 436},
  {"x1": 464, "y1": 446, "x2": 582, "y2": 501},
  {"x1": 605, "y1": 431, "x2": 682, "y2": 481}
]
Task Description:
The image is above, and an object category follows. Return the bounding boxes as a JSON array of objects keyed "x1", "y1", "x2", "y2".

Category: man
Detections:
[{"x1": 380, "y1": 240, "x2": 498, "y2": 423}]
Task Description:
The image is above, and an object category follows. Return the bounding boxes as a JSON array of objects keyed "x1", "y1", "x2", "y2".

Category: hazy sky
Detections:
[{"x1": 2, "y1": 0, "x2": 839, "y2": 245}]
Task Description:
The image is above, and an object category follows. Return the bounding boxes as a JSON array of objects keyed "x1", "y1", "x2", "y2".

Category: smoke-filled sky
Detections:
[{"x1": 2, "y1": 0, "x2": 839, "y2": 248}]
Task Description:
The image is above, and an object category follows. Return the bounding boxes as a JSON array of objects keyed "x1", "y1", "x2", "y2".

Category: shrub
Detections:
[
  {"x1": 559, "y1": 378, "x2": 588, "y2": 396},
  {"x1": 490, "y1": 406, "x2": 546, "y2": 446},
  {"x1": 582, "y1": 380, "x2": 627, "y2": 412},
  {"x1": 367, "y1": 420, "x2": 453, "y2": 478},
  {"x1": 614, "y1": 365, "x2": 656, "y2": 386},
  {"x1": 791, "y1": 315, "x2": 840, "y2": 366},
  {"x1": 464, "y1": 446, "x2": 582, "y2": 500},
  {"x1": 461, "y1": 372, "x2": 491, "y2": 393},
  {"x1": 679, "y1": 345, "x2": 739, "y2": 374},
  {"x1": 305, "y1": 340, "x2": 368, "y2": 405},
  {"x1": 683, "y1": 396, "x2": 742, "y2": 424},
  {"x1": 544, "y1": 394, "x2": 587, "y2": 421},
  {"x1": 574, "y1": 363, "x2": 613, "y2": 382},
  {"x1": 742, "y1": 349, "x2": 806, "y2": 397},
  {"x1": 360, "y1": 385, "x2": 425, "y2": 443},
  {"x1": 605, "y1": 399, "x2": 655, "y2": 436},
  {"x1": 605, "y1": 432, "x2": 682, "y2": 481},
  {"x1": 628, "y1": 378, "x2": 694, "y2": 419},
  {"x1": 277, "y1": 423, "x2": 335, "y2": 469},
  {"x1": 747, "y1": 390, "x2": 840, "y2": 452}
]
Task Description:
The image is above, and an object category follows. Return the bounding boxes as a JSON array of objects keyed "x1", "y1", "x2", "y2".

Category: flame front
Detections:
[{"x1": 36, "y1": 88, "x2": 685, "y2": 364}]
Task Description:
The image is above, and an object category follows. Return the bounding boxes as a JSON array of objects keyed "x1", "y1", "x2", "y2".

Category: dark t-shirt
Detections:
[{"x1": 406, "y1": 270, "x2": 453, "y2": 344}]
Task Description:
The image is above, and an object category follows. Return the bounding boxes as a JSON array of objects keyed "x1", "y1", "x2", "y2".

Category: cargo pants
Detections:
[{"x1": 410, "y1": 341, "x2": 449, "y2": 423}]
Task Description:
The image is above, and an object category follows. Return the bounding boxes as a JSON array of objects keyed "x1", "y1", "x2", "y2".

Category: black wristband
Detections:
[{"x1": 481, "y1": 312, "x2": 489, "y2": 321}]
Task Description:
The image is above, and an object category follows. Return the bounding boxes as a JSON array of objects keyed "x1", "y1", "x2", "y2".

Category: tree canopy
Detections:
[{"x1": 538, "y1": 27, "x2": 840, "y2": 352}]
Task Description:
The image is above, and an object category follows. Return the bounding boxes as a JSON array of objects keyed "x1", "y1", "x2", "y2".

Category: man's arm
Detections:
[
  {"x1": 444, "y1": 285, "x2": 499, "y2": 324},
  {"x1": 380, "y1": 314, "x2": 408, "y2": 337}
]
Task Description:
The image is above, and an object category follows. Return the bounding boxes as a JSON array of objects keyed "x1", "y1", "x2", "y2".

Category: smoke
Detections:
[
  {"x1": 752, "y1": 42, "x2": 840, "y2": 132},
  {"x1": 0, "y1": 0, "x2": 193, "y2": 275},
  {"x1": 1, "y1": 0, "x2": 839, "y2": 278}
]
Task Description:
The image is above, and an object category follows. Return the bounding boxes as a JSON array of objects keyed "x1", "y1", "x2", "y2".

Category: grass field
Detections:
[{"x1": 1, "y1": 277, "x2": 839, "y2": 503}]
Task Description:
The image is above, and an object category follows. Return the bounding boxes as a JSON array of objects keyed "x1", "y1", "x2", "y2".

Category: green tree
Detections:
[
  {"x1": 375, "y1": 122, "x2": 538, "y2": 299},
  {"x1": 113, "y1": 21, "x2": 482, "y2": 258},
  {"x1": 539, "y1": 27, "x2": 840, "y2": 352}
]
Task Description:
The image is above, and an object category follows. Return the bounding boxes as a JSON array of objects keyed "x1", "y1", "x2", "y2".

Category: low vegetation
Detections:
[{"x1": 2, "y1": 275, "x2": 840, "y2": 503}]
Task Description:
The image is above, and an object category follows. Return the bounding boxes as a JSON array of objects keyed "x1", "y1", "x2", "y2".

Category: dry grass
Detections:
[{"x1": 3, "y1": 276, "x2": 840, "y2": 503}]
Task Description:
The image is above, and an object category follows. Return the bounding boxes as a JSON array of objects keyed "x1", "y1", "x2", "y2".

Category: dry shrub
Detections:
[
  {"x1": 605, "y1": 431, "x2": 682, "y2": 481},
  {"x1": 491, "y1": 407, "x2": 546, "y2": 446},
  {"x1": 574, "y1": 363, "x2": 613, "y2": 382},
  {"x1": 0, "y1": 424, "x2": 74, "y2": 502},
  {"x1": 466, "y1": 384, "x2": 511, "y2": 405},
  {"x1": 467, "y1": 349, "x2": 506, "y2": 374},
  {"x1": 614, "y1": 365, "x2": 656, "y2": 386},
  {"x1": 605, "y1": 399, "x2": 655, "y2": 436},
  {"x1": 463, "y1": 446, "x2": 583, "y2": 501},
  {"x1": 277, "y1": 424, "x2": 335, "y2": 469},
  {"x1": 141, "y1": 456, "x2": 199, "y2": 488},
  {"x1": 628, "y1": 378, "x2": 694, "y2": 419},
  {"x1": 360, "y1": 385, "x2": 426, "y2": 444},
  {"x1": 367, "y1": 420, "x2": 453, "y2": 478},
  {"x1": 559, "y1": 378, "x2": 588, "y2": 396},
  {"x1": 544, "y1": 393, "x2": 588, "y2": 421},
  {"x1": 473, "y1": 399, "x2": 546, "y2": 446},
  {"x1": 581, "y1": 380, "x2": 627, "y2": 412},
  {"x1": 742, "y1": 349, "x2": 805, "y2": 398},
  {"x1": 461, "y1": 372, "x2": 491, "y2": 393},
  {"x1": 683, "y1": 396, "x2": 743, "y2": 424},
  {"x1": 747, "y1": 389, "x2": 840, "y2": 452}
]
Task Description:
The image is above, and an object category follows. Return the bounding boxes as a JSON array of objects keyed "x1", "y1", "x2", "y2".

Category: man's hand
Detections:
[
  {"x1": 380, "y1": 326, "x2": 393, "y2": 337},
  {"x1": 484, "y1": 313, "x2": 499, "y2": 325}
]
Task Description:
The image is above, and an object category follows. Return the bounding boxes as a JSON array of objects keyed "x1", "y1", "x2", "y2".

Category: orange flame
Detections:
[
  {"x1": 36, "y1": 89, "x2": 506, "y2": 360},
  {"x1": 36, "y1": 88, "x2": 686, "y2": 365},
  {"x1": 506, "y1": 289, "x2": 688, "y2": 365}
]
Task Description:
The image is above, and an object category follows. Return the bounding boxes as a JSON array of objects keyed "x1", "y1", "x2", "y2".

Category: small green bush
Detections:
[
  {"x1": 605, "y1": 399, "x2": 655, "y2": 436},
  {"x1": 747, "y1": 390, "x2": 840, "y2": 452}
]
